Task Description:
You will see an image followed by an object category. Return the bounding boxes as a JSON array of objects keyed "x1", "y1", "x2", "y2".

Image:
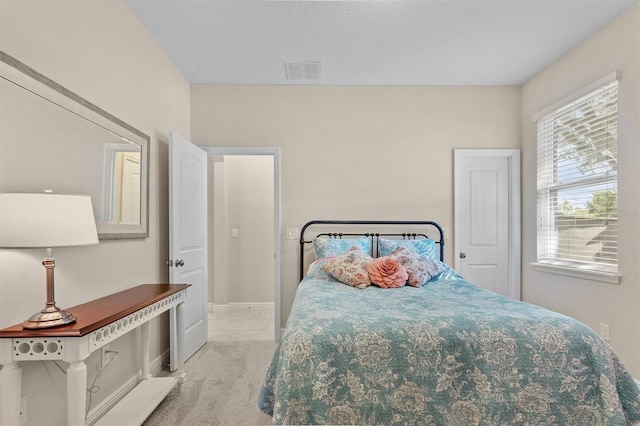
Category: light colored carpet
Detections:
[{"x1": 143, "y1": 341, "x2": 277, "y2": 426}]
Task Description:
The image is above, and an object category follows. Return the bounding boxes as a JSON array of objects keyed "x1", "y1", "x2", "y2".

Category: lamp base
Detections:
[{"x1": 23, "y1": 307, "x2": 76, "y2": 329}]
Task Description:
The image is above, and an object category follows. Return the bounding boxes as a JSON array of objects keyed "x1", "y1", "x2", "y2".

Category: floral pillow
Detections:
[
  {"x1": 321, "y1": 247, "x2": 373, "y2": 289},
  {"x1": 313, "y1": 237, "x2": 371, "y2": 258},
  {"x1": 379, "y1": 238, "x2": 437, "y2": 260},
  {"x1": 367, "y1": 257, "x2": 407, "y2": 288},
  {"x1": 388, "y1": 246, "x2": 445, "y2": 287}
]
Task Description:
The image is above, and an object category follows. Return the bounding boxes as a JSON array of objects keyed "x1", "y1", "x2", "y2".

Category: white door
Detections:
[
  {"x1": 169, "y1": 131, "x2": 208, "y2": 361},
  {"x1": 119, "y1": 152, "x2": 141, "y2": 224},
  {"x1": 454, "y1": 149, "x2": 520, "y2": 299}
]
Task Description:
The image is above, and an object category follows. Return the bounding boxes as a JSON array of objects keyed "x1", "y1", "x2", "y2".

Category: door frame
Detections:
[
  {"x1": 200, "y1": 146, "x2": 281, "y2": 341},
  {"x1": 454, "y1": 148, "x2": 521, "y2": 300}
]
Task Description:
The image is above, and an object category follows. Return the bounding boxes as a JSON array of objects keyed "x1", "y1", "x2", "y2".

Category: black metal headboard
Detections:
[{"x1": 299, "y1": 220, "x2": 445, "y2": 281}]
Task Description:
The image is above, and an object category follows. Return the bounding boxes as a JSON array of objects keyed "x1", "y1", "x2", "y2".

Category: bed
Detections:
[{"x1": 258, "y1": 220, "x2": 640, "y2": 425}]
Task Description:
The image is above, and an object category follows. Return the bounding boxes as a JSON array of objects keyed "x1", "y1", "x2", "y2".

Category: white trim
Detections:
[
  {"x1": 454, "y1": 149, "x2": 521, "y2": 300},
  {"x1": 531, "y1": 262, "x2": 622, "y2": 284},
  {"x1": 533, "y1": 71, "x2": 620, "y2": 122},
  {"x1": 201, "y1": 146, "x2": 279, "y2": 156},
  {"x1": 225, "y1": 302, "x2": 274, "y2": 309},
  {"x1": 211, "y1": 304, "x2": 228, "y2": 315},
  {"x1": 212, "y1": 302, "x2": 274, "y2": 314},
  {"x1": 200, "y1": 146, "x2": 282, "y2": 342},
  {"x1": 86, "y1": 374, "x2": 139, "y2": 425}
]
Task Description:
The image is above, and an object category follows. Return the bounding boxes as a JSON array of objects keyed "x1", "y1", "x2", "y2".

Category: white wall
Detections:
[
  {"x1": 521, "y1": 4, "x2": 640, "y2": 376},
  {"x1": 225, "y1": 155, "x2": 275, "y2": 303},
  {"x1": 0, "y1": 1, "x2": 190, "y2": 424},
  {"x1": 191, "y1": 85, "x2": 522, "y2": 329},
  {"x1": 0, "y1": 77, "x2": 107, "y2": 203},
  {"x1": 209, "y1": 156, "x2": 230, "y2": 305},
  {"x1": 208, "y1": 156, "x2": 275, "y2": 305}
]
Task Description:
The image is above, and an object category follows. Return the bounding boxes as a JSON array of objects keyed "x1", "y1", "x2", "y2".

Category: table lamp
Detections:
[{"x1": 0, "y1": 193, "x2": 99, "y2": 329}]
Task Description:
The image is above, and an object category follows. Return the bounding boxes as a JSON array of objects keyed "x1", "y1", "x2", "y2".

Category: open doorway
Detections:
[{"x1": 201, "y1": 147, "x2": 281, "y2": 342}]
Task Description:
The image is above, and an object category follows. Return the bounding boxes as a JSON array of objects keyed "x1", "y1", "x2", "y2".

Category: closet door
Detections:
[{"x1": 454, "y1": 149, "x2": 521, "y2": 300}]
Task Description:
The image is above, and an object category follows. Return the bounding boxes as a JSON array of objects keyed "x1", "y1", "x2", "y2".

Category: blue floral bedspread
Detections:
[{"x1": 258, "y1": 262, "x2": 640, "y2": 425}]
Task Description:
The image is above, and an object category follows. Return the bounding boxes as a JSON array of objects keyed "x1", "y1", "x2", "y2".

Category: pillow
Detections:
[
  {"x1": 388, "y1": 246, "x2": 446, "y2": 287},
  {"x1": 307, "y1": 256, "x2": 336, "y2": 274},
  {"x1": 313, "y1": 237, "x2": 371, "y2": 258},
  {"x1": 367, "y1": 257, "x2": 408, "y2": 288},
  {"x1": 305, "y1": 257, "x2": 340, "y2": 282},
  {"x1": 321, "y1": 247, "x2": 373, "y2": 289},
  {"x1": 379, "y1": 238, "x2": 437, "y2": 260}
]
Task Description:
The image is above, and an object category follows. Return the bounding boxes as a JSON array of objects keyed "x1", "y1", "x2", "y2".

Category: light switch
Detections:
[
  {"x1": 231, "y1": 228, "x2": 239, "y2": 238},
  {"x1": 285, "y1": 227, "x2": 298, "y2": 240}
]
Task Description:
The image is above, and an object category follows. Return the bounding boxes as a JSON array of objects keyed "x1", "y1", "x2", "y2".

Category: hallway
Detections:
[{"x1": 208, "y1": 305, "x2": 275, "y2": 341}]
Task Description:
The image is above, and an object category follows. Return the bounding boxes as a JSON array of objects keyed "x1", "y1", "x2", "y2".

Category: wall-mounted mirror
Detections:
[{"x1": 0, "y1": 51, "x2": 149, "y2": 239}]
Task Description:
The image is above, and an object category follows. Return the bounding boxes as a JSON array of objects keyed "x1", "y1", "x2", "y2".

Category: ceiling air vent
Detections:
[{"x1": 285, "y1": 61, "x2": 322, "y2": 81}]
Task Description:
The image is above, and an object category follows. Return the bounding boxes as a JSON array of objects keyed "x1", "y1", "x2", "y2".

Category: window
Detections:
[{"x1": 536, "y1": 73, "x2": 619, "y2": 277}]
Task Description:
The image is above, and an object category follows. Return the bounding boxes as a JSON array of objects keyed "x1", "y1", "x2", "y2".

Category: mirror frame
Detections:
[{"x1": 0, "y1": 50, "x2": 150, "y2": 239}]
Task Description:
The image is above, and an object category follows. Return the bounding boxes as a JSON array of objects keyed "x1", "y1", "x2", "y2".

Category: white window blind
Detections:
[{"x1": 536, "y1": 77, "x2": 619, "y2": 274}]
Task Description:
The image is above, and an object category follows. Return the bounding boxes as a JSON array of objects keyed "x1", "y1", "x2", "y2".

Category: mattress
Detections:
[{"x1": 258, "y1": 261, "x2": 640, "y2": 425}]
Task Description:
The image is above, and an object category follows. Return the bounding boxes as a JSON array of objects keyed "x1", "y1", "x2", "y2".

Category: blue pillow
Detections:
[
  {"x1": 313, "y1": 237, "x2": 371, "y2": 258},
  {"x1": 378, "y1": 238, "x2": 437, "y2": 260}
]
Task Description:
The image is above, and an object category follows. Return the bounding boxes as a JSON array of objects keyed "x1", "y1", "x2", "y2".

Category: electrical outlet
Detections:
[
  {"x1": 101, "y1": 345, "x2": 110, "y2": 368},
  {"x1": 20, "y1": 396, "x2": 27, "y2": 425},
  {"x1": 600, "y1": 323, "x2": 610, "y2": 341}
]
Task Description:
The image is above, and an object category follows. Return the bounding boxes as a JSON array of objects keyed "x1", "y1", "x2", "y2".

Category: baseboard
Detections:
[
  {"x1": 85, "y1": 349, "x2": 169, "y2": 425},
  {"x1": 211, "y1": 302, "x2": 274, "y2": 314},
  {"x1": 86, "y1": 374, "x2": 139, "y2": 425}
]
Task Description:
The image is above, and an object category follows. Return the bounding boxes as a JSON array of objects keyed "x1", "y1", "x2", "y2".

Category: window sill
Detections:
[{"x1": 531, "y1": 262, "x2": 621, "y2": 284}]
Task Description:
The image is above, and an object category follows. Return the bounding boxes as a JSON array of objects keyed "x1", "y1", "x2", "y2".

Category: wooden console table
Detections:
[{"x1": 0, "y1": 283, "x2": 190, "y2": 426}]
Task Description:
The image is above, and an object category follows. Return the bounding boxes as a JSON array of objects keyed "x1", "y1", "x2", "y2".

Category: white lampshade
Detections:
[{"x1": 0, "y1": 193, "x2": 99, "y2": 248}]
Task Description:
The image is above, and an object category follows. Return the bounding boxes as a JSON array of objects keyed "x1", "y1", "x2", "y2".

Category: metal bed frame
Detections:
[{"x1": 299, "y1": 220, "x2": 445, "y2": 281}]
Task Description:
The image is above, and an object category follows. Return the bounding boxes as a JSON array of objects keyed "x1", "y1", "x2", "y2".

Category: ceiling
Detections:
[{"x1": 126, "y1": 0, "x2": 638, "y2": 86}]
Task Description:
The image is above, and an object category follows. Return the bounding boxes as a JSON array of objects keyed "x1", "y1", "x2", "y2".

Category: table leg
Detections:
[
  {"x1": 66, "y1": 360, "x2": 87, "y2": 426},
  {"x1": 141, "y1": 322, "x2": 151, "y2": 379},
  {"x1": 0, "y1": 361, "x2": 21, "y2": 426},
  {"x1": 169, "y1": 301, "x2": 186, "y2": 378},
  {"x1": 176, "y1": 300, "x2": 186, "y2": 375},
  {"x1": 169, "y1": 306, "x2": 177, "y2": 372}
]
